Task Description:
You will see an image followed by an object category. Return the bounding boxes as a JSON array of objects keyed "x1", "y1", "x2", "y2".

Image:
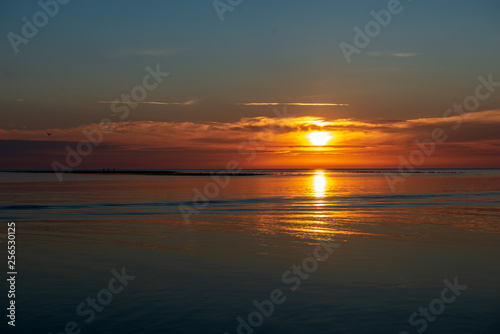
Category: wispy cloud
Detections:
[
  {"x1": 107, "y1": 48, "x2": 184, "y2": 58},
  {"x1": 367, "y1": 51, "x2": 419, "y2": 57},
  {"x1": 392, "y1": 53, "x2": 418, "y2": 57},
  {"x1": 237, "y1": 102, "x2": 349, "y2": 106},
  {"x1": 98, "y1": 99, "x2": 198, "y2": 106}
]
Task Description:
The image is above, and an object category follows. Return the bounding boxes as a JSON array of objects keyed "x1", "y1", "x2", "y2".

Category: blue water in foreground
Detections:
[{"x1": 1, "y1": 170, "x2": 499, "y2": 333}]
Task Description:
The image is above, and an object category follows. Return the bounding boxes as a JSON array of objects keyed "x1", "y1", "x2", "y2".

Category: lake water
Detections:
[{"x1": 1, "y1": 170, "x2": 499, "y2": 334}]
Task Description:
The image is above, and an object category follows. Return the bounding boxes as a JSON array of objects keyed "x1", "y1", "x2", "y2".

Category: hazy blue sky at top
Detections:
[{"x1": 1, "y1": 0, "x2": 499, "y2": 129}]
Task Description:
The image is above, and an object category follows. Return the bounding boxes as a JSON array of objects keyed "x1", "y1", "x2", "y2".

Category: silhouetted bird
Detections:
[{"x1": 47, "y1": 132, "x2": 52, "y2": 136}]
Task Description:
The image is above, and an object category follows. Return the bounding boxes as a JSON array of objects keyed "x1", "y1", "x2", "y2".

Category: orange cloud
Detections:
[
  {"x1": 1, "y1": 110, "x2": 500, "y2": 169},
  {"x1": 237, "y1": 102, "x2": 349, "y2": 106}
]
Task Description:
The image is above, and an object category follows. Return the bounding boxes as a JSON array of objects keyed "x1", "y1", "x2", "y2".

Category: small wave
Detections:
[{"x1": 3, "y1": 191, "x2": 499, "y2": 215}]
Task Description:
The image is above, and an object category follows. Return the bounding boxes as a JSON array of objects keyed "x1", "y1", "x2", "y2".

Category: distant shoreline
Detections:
[{"x1": 0, "y1": 169, "x2": 487, "y2": 176}]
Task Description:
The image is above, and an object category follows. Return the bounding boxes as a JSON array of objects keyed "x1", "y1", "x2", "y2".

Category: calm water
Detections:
[{"x1": 1, "y1": 170, "x2": 500, "y2": 333}]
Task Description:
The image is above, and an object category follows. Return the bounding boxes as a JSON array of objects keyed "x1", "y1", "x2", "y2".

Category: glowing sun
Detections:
[{"x1": 307, "y1": 131, "x2": 332, "y2": 146}]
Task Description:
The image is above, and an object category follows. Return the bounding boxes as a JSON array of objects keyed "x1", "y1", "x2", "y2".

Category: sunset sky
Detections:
[{"x1": 1, "y1": 0, "x2": 500, "y2": 169}]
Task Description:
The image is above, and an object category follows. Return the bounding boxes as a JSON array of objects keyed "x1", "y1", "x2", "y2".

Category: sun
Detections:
[{"x1": 307, "y1": 131, "x2": 332, "y2": 146}]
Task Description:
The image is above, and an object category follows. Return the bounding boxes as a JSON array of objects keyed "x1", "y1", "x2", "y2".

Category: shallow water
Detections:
[{"x1": 1, "y1": 170, "x2": 499, "y2": 333}]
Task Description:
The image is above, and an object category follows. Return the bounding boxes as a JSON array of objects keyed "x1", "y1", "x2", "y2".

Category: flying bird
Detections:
[{"x1": 47, "y1": 132, "x2": 52, "y2": 136}]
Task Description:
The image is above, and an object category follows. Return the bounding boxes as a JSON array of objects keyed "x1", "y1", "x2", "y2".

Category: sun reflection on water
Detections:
[{"x1": 313, "y1": 170, "x2": 327, "y2": 199}]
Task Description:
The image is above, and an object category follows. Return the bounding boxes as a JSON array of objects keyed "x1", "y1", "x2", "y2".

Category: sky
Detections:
[{"x1": 1, "y1": 0, "x2": 500, "y2": 169}]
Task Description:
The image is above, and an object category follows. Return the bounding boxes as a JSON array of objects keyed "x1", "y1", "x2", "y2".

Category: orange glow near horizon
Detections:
[{"x1": 3, "y1": 111, "x2": 500, "y2": 169}]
